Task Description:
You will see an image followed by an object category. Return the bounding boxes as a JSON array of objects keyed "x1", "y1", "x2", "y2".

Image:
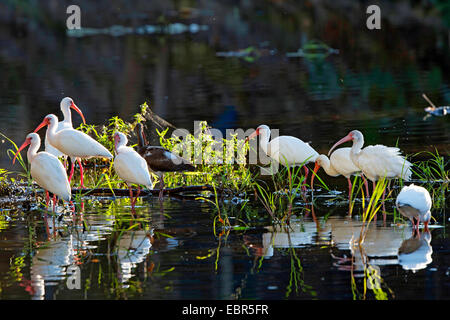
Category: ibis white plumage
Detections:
[
  {"x1": 246, "y1": 124, "x2": 319, "y2": 190},
  {"x1": 13, "y1": 133, "x2": 71, "y2": 208},
  {"x1": 33, "y1": 114, "x2": 113, "y2": 188},
  {"x1": 45, "y1": 97, "x2": 86, "y2": 158},
  {"x1": 396, "y1": 184, "x2": 432, "y2": 231},
  {"x1": 328, "y1": 130, "x2": 412, "y2": 196},
  {"x1": 311, "y1": 147, "x2": 361, "y2": 201},
  {"x1": 113, "y1": 132, "x2": 153, "y2": 208},
  {"x1": 44, "y1": 97, "x2": 87, "y2": 188}
]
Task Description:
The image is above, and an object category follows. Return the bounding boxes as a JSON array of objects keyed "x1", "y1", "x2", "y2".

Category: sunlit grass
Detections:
[
  {"x1": 412, "y1": 149, "x2": 449, "y2": 183},
  {"x1": 357, "y1": 176, "x2": 390, "y2": 244},
  {"x1": 350, "y1": 245, "x2": 394, "y2": 300}
]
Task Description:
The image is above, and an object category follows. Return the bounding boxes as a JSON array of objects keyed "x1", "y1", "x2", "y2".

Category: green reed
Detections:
[
  {"x1": 412, "y1": 149, "x2": 448, "y2": 182},
  {"x1": 251, "y1": 157, "x2": 312, "y2": 222},
  {"x1": 157, "y1": 120, "x2": 252, "y2": 193},
  {"x1": 357, "y1": 176, "x2": 390, "y2": 244},
  {"x1": 350, "y1": 245, "x2": 394, "y2": 300}
]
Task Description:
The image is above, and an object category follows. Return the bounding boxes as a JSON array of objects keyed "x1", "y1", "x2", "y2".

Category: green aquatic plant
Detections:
[
  {"x1": 196, "y1": 182, "x2": 231, "y2": 234},
  {"x1": 157, "y1": 120, "x2": 252, "y2": 193},
  {"x1": 1, "y1": 132, "x2": 32, "y2": 185},
  {"x1": 195, "y1": 220, "x2": 231, "y2": 272},
  {"x1": 77, "y1": 103, "x2": 148, "y2": 155},
  {"x1": 285, "y1": 246, "x2": 316, "y2": 298},
  {"x1": 250, "y1": 157, "x2": 314, "y2": 222},
  {"x1": 350, "y1": 246, "x2": 394, "y2": 300},
  {"x1": 357, "y1": 176, "x2": 390, "y2": 244},
  {"x1": 412, "y1": 149, "x2": 449, "y2": 182}
]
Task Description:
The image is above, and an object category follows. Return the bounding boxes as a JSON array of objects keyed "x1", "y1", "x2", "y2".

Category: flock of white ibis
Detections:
[
  {"x1": 11, "y1": 99, "x2": 432, "y2": 230},
  {"x1": 13, "y1": 97, "x2": 193, "y2": 209},
  {"x1": 247, "y1": 124, "x2": 431, "y2": 230}
]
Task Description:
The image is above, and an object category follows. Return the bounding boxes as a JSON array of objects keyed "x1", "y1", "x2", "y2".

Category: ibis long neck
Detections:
[
  {"x1": 27, "y1": 140, "x2": 40, "y2": 163},
  {"x1": 259, "y1": 129, "x2": 271, "y2": 155},
  {"x1": 61, "y1": 107, "x2": 72, "y2": 126},
  {"x1": 115, "y1": 137, "x2": 128, "y2": 153},
  {"x1": 320, "y1": 156, "x2": 339, "y2": 177},
  {"x1": 46, "y1": 120, "x2": 58, "y2": 143},
  {"x1": 350, "y1": 137, "x2": 364, "y2": 162}
]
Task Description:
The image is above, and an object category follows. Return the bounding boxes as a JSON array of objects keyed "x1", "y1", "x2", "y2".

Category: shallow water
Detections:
[
  {"x1": 0, "y1": 195, "x2": 448, "y2": 300},
  {"x1": 0, "y1": 1, "x2": 449, "y2": 300}
]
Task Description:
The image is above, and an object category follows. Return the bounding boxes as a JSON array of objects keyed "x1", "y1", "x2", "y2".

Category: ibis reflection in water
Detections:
[{"x1": 245, "y1": 215, "x2": 433, "y2": 274}]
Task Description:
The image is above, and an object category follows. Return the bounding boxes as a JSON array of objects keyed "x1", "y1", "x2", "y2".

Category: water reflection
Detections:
[
  {"x1": 260, "y1": 221, "x2": 330, "y2": 259},
  {"x1": 116, "y1": 227, "x2": 153, "y2": 287},
  {"x1": 398, "y1": 231, "x2": 433, "y2": 272},
  {"x1": 0, "y1": 195, "x2": 446, "y2": 300},
  {"x1": 328, "y1": 217, "x2": 405, "y2": 262},
  {"x1": 28, "y1": 214, "x2": 75, "y2": 300}
]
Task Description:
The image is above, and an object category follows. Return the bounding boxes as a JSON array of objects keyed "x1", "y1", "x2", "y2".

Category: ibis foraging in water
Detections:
[
  {"x1": 136, "y1": 123, "x2": 195, "y2": 201},
  {"x1": 33, "y1": 114, "x2": 113, "y2": 188},
  {"x1": 396, "y1": 184, "x2": 431, "y2": 231},
  {"x1": 311, "y1": 147, "x2": 360, "y2": 204},
  {"x1": 246, "y1": 124, "x2": 319, "y2": 191},
  {"x1": 44, "y1": 97, "x2": 87, "y2": 187},
  {"x1": 13, "y1": 133, "x2": 71, "y2": 209},
  {"x1": 328, "y1": 130, "x2": 412, "y2": 218},
  {"x1": 113, "y1": 132, "x2": 153, "y2": 208}
]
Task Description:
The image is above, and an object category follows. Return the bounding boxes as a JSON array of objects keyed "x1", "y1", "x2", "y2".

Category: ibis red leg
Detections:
[
  {"x1": 45, "y1": 190, "x2": 50, "y2": 207},
  {"x1": 77, "y1": 158, "x2": 85, "y2": 189},
  {"x1": 68, "y1": 160, "x2": 75, "y2": 183},
  {"x1": 52, "y1": 194, "x2": 57, "y2": 212}
]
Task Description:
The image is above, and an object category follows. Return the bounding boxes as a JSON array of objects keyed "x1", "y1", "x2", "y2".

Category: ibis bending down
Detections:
[
  {"x1": 114, "y1": 132, "x2": 153, "y2": 208},
  {"x1": 136, "y1": 123, "x2": 195, "y2": 201},
  {"x1": 396, "y1": 184, "x2": 431, "y2": 231},
  {"x1": 311, "y1": 147, "x2": 360, "y2": 202},
  {"x1": 246, "y1": 124, "x2": 319, "y2": 191},
  {"x1": 44, "y1": 97, "x2": 87, "y2": 187},
  {"x1": 34, "y1": 114, "x2": 113, "y2": 188},
  {"x1": 13, "y1": 133, "x2": 71, "y2": 209},
  {"x1": 328, "y1": 130, "x2": 412, "y2": 208}
]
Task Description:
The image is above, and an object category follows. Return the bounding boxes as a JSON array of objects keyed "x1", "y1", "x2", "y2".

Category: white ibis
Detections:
[
  {"x1": 311, "y1": 147, "x2": 361, "y2": 202},
  {"x1": 136, "y1": 123, "x2": 195, "y2": 201},
  {"x1": 396, "y1": 184, "x2": 432, "y2": 231},
  {"x1": 12, "y1": 133, "x2": 71, "y2": 209},
  {"x1": 33, "y1": 114, "x2": 113, "y2": 188},
  {"x1": 328, "y1": 130, "x2": 412, "y2": 201},
  {"x1": 113, "y1": 132, "x2": 153, "y2": 208},
  {"x1": 245, "y1": 124, "x2": 319, "y2": 190},
  {"x1": 44, "y1": 97, "x2": 87, "y2": 187},
  {"x1": 45, "y1": 97, "x2": 86, "y2": 157}
]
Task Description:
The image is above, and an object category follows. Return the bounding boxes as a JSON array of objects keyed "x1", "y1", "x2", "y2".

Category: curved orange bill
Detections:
[
  {"x1": 12, "y1": 138, "x2": 31, "y2": 164},
  {"x1": 70, "y1": 102, "x2": 86, "y2": 124},
  {"x1": 328, "y1": 134, "x2": 353, "y2": 157},
  {"x1": 34, "y1": 120, "x2": 48, "y2": 133},
  {"x1": 245, "y1": 130, "x2": 259, "y2": 143},
  {"x1": 310, "y1": 161, "x2": 321, "y2": 189}
]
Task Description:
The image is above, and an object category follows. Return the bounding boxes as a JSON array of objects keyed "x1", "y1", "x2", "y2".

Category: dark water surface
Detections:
[{"x1": 0, "y1": 1, "x2": 449, "y2": 300}]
